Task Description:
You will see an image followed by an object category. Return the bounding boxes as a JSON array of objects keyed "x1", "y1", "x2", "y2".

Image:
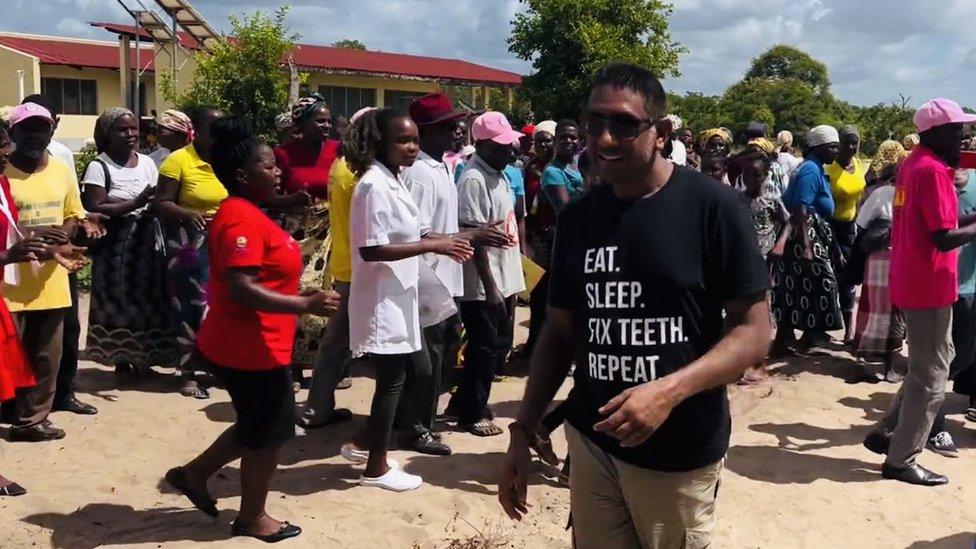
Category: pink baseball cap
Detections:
[
  {"x1": 472, "y1": 111, "x2": 522, "y2": 145},
  {"x1": 914, "y1": 98, "x2": 976, "y2": 133},
  {"x1": 10, "y1": 102, "x2": 53, "y2": 127}
]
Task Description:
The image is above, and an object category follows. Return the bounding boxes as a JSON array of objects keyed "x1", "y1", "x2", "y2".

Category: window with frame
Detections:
[
  {"x1": 384, "y1": 90, "x2": 425, "y2": 113},
  {"x1": 40, "y1": 78, "x2": 98, "y2": 115},
  {"x1": 317, "y1": 85, "x2": 377, "y2": 119}
]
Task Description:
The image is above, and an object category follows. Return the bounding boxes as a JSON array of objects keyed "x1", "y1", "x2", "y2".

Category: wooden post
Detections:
[
  {"x1": 483, "y1": 85, "x2": 490, "y2": 109},
  {"x1": 119, "y1": 35, "x2": 131, "y2": 110},
  {"x1": 507, "y1": 88, "x2": 514, "y2": 112}
]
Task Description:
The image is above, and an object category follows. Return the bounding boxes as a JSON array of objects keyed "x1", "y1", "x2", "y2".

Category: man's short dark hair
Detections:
[
  {"x1": 22, "y1": 94, "x2": 57, "y2": 115},
  {"x1": 590, "y1": 63, "x2": 667, "y2": 119},
  {"x1": 555, "y1": 118, "x2": 578, "y2": 135}
]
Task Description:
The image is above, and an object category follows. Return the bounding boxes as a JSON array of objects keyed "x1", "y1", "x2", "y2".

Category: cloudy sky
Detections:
[{"x1": 11, "y1": 0, "x2": 976, "y2": 108}]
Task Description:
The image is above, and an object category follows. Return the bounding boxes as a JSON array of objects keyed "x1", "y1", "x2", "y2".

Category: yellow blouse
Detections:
[
  {"x1": 827, "y1": 157, "x2": 867, "y2": 222},
  {"x1": 158, "y1": 143, "x2": 228, "y2": 216}
]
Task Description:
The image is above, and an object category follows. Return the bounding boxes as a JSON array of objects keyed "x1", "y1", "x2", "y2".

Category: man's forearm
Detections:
[
  {"x1": 516, "y1": 309, "x2": 576, "y2": 430},
  {"x1": 473, "y1": 246, "x2": 497, "y2": 296},
  {"x1": 662, "y1": 294, "x2": 771, "y2": 407}
]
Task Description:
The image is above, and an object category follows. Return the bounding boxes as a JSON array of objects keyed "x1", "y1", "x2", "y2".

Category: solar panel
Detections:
[{"x1": 151, "y1": 0, "x2": 220, "y2": 51}]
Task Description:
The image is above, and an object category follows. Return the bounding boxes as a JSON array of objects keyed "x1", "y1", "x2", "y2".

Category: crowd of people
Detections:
[{"x1": 1, "y1": 60, "x2": 976, "y2": 546}]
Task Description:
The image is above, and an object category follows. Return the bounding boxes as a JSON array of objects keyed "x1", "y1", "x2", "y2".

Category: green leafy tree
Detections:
[
  {"x1": 509, "y1": 0, "x2": 684, "y2": 120},
  {"x1": 331, "y1": 39, "x2": 367, "y2": 50},
  {"x1": 745, "y1": 45, "x2": 831, "y2": 94},
  {"x1": 667, "y1": 92, "x2": 724, "y2": 133},
  {"x1": 162, "y1": 6, "x2": 298, "y2": 140}
]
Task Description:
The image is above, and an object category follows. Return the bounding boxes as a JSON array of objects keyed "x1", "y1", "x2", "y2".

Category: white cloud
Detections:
[{"x1": 3, "y1": 0, "x2": 974, "y2": 108}]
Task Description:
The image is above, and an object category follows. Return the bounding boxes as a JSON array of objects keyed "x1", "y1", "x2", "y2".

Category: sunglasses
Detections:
[{"x1": 584, "y1": 115, "x2": 659, "y2": 140}]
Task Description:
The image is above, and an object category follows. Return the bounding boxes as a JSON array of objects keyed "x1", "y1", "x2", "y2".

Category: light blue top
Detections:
[
  {"x1": 958, "y1": 170, "x2": 976, "y2": 295},
  {"x1": 504, "y1": 164, "x2": 525, "y2": 205},
  {"x1": 541, "y1": 163, "x2": 584, "y2": 207}
]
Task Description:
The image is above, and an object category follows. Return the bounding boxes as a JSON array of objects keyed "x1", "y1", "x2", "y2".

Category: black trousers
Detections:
[
  {"x1": 456, "y1": 299, "x2": 512, "y2": 426},
  {"x1": 830, "y1": 218, "x2": 858, "y2": 316},
  {"x1": 394, "y1": 328, "x2": 439, "y2": 438},
  {"x1": 425, "y1": 312, "x2": 461, "y2": 394},
  {"x1": 366, "y1": 352, "x2": 429, "y2": 451},
  {"x1": 933, "y1": 294, "x2": 976, "y2": 433},
  {"x1": 53, "y1": 273, "x2": 81, "y2": 407},
  {"x1": 523, "y1": 273, "x2": 549, "y2": 358}
]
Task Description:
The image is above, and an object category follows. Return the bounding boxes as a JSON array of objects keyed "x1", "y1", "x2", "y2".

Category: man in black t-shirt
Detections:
[{"x1": 498, "y1": 63, "x2": 772, "y2": 548}]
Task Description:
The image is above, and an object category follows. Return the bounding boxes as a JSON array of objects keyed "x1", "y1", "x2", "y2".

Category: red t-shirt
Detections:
[
  {"x1": 197, "y1": 197, "x2": 303, "y2": 370},
  {"x1": 890, "y1": 145, "x2": 959, "y2": 310},
  {"x1": 273, "y1": 139, "x2": 340, "y2": 199}
]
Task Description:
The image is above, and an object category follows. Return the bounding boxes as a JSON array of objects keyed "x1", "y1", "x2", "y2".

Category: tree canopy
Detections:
[
  {"x1": 508, "y1": 0, "x2": 684, "y2": 120},
  {"x1": 745, "y1": 45, "x2": 830, "y2": 93},
  {"x1": 162, "y1": 6, "x2": 298, "y2": 140},
  {"x1": 331, "y1": 39, "x2": 367, "y2": 50},
  {"x1": 665, "y1": 45, "x2": 916, "y2": 154}
]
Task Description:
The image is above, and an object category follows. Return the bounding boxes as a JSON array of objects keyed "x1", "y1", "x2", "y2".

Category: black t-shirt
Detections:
[{"x1": 549, "y1": 166, "x2": 769, "y2": 472}]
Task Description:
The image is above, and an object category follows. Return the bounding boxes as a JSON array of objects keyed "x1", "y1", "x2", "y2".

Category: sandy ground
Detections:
[{"x1": 2, "y1": 297, "x2": 975, "y2": 549}]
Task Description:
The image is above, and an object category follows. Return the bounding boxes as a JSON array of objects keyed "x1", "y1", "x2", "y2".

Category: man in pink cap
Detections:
[
  {"x1": 3, "y1": 102, "x2": 88, "y2": 442},
  {"x1": 451, "y1": 111, "x2": 525, "y2": 437},
  {"x1": 864, "y1": 98, "x2": 976, "y2": 486}
]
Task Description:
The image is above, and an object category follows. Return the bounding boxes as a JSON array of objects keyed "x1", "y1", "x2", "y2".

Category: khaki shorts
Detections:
[{"x1": 566, "y1": 424, "x2": 722, "y2": 549}]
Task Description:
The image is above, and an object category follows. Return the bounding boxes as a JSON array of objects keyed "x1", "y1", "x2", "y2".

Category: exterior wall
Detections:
[
  {"x1": 152, "y1": 42, "x2": 198, "y2": 113},
  {"x1": 40, "y1": 65, "x2": 156, "y2": 150},
  {"x1": 305, "y1": 72, "x2": 440, "y2": 108},
  {"x1": 0, "y1": 45, "x2": 39, "y2": 107}
]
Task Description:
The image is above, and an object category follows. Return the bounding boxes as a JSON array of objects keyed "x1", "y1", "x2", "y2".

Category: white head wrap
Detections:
[
  {"x1": 776, "y1": 130, "x2": 793, "y2": 148},
  {"x1": 806, "y1": 125, "x2": 839, "y2": 147},
  {"x1": 534, "y1": 120, "x2": 557, "y2": 137},
  {"x1": 665, "y1": 114, "x2": 682, "y2": 131}
]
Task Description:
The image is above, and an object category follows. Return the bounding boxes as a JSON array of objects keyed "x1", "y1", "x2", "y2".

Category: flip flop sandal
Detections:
[
  {"x1": 966, "y1": 408, "x2": 976, "y2": 423},
  {"x1": 231, "y1": 520, "x2": 302, "y2": 543},
  {"x1": 0, "y1": 482, "x2": 26, "y2": 497},
  {"x1": 466, "y1": 420, "x2": 503, "y2": 437},
  {"x1": 165, "y1": 467, "x2": 218, "y2": 517}
]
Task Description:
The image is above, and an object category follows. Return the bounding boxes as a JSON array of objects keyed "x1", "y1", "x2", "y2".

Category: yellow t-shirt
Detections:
[
  {"x1": 327, "y1": 158, "x2": 358, "y2": 283},
  {"x1": 3, "y1": 158, "x2": 87, "y2": 312},
  {"x1": 827, "y1": 157, "x2": 867, "y2": 222},
  {"x1": 159, "y1": 143, "x2": 228, "y2": 216}
]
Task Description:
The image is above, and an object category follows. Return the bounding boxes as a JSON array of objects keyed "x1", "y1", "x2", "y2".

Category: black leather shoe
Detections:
[
  {"x1": 881, "y1": 463, "x2": 948, "y2": 486},
  {"x1": 403, "y1": 432, "x2": 452, "y2": 456},
  {"x1": 863, "y1": 431, "x2": 890, "y2": 455},
  {"x1": 53, "y1": 397, "x2": 98, "y2": 415},
  {"x1": 10, "y1": 421, "x2": 65, "y2": 442}
]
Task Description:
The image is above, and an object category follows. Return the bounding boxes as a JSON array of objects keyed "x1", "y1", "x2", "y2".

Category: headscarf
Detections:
[
  {"x1": 839, "y1": 125, "x2": 860, "y2": 138},
  {"x1": 698, "y1": 127, "x2": 733, "y2": 150},
  {"x1": 903, "y1": 133, "x2": 920, "y2": 151},
  {"x1": 747, "y1": 137, "x2": 776, "y2": 155},
  {"x1": 158, "y1": 109, "x2": 193, "y2": 141},
  {"x1": 870, "y1": 139, "x2": 908, "y2": 177},
  {"x1": 94, "y1": 107, "x2": 135, "y2": 153},
  {"x1": 534, "y1": 120, "x2": 557, "y2": 137},
  {"x1": 776, "y1": 130, "x2": 793, "y2": 148},
  {"x1": 292, "y1": 92, "x2": 328, "y2": 124},
  {"x1": 806, "y1": 125, "x2": 840, "y2": 147},
  {"x1": 350, "y1": 106, "x2": 376, "y2": 124},
  {"x1": 275, "y1": 112, "x2": 293, "y2": 133},
  {"x1": 664, "y1": 114, "x2": 682, "y2": 131}
]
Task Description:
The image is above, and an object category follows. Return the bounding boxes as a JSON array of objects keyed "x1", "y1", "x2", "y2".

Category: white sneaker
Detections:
[
  {"x1": 360, "y1": 468, "x2": 423, "y2": 492},
  {"x1": 340, "y1": 443, "x2": 400, "y2": 469}
]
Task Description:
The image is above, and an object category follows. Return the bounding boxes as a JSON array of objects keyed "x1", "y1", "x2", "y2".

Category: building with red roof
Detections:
[{"x1": 0, "y1": 24, "x2": 523, "y2": 150}]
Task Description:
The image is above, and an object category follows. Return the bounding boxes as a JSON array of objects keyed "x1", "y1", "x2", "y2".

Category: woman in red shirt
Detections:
[
  {"x1": 165, "y1": 116, "x2": 339, "y2": 543},
  {"x1": 273, "y1": 93, "x2": 342, "y2": 381}
]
